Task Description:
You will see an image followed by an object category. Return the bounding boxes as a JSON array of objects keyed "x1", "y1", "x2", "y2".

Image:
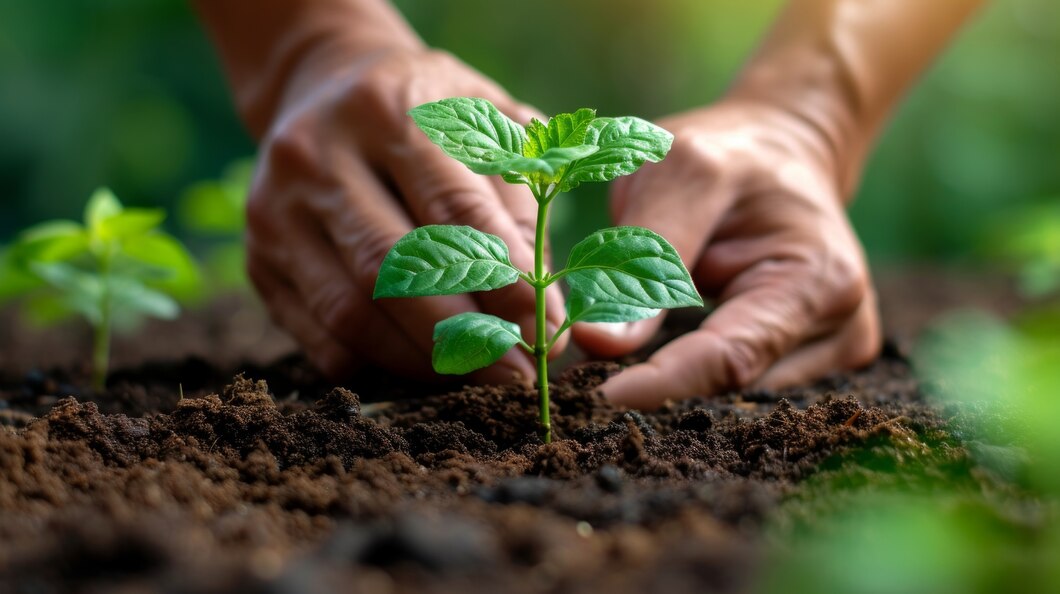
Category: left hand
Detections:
[{"x1": 574, "y1": 99, "x2": 881, "y2": 408}]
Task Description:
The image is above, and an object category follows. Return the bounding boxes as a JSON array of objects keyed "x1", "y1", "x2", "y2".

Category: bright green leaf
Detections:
[
  {"x1": 524, "y1": 108, "x2": 597, "y2": 157},
  {"x1": 561, "y1": 117, "x2": 673, "y2": 191},
  {"x1": 566, "y1": 292, "x2": 660, "y2": 324},
  {"x1": 408, "y1": 98, "x2": 526, "y2": 174},
  {"x1": 9, "y1": 221, "x2": 88, "y2": 265},
  {"x1": 481, "y1": 145, "x2": 599, "y2": 180},
  {"x1": 432, "y1": 312, "x2": 523, "y2": 375},
  {"x1": 375, "y1": 225, "x2": 521, "y2": 298},
  {"x1": 562, "y1": 226, "x2": 702, "y2": 310},
  {"x1": 120, "y1": 232, "x2": 201, "y2": 300},
  {"x1": 85, "y1": 187, "x2": 123, "y2": 231},
  {"x1": 99, "y1": 209, "x2": 165, "y2": 241}
]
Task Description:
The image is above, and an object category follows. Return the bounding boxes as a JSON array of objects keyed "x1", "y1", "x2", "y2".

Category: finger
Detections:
[
  {"x1": 382, "y1": 138, "x2": 564, "y2": 354},
  {"x1": 249, "y1": 218, "x2": 438, "y2": 378},
  {"x1": 246, "y1": 254, "x2": 363, "y2": 380},
  {"x1": 601, "y1": 256, "x2": 861, "y2": 409},
  {"x1": 753, "y1": 286, "x2": 881, "y2": 389},
  {"x1": 571, "y1": 315, "x2": 665, "y2": 359},
  {"x1": 311, "y1": 160, "x2": 536, "y2": 383}
]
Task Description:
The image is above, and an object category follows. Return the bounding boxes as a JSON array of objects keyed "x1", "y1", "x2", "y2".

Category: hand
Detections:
[
  {"x1": 245, "y1": 48, "x2": 566, "y2": 382},
  {"x1": 574, "y1": 100, "x2": 881, "y2": 408}
]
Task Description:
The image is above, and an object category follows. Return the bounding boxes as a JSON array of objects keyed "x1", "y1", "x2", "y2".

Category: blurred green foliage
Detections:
[
  {"x1": 761, "y1": 291, "x2": 1060, "y2": 592},
  {"x1": 177, "y1": 157, "x2": 253, "y2": 289},
  {"x1": 0, "y1": 188, "x2": 200, "y2": 387},
  {"x1": 0, "y1": 0, "x2": 1057, "y2": 265}
]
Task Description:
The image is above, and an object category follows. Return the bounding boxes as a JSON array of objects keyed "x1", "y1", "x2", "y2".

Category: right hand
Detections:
[{"x1": 245, "y1": 49, "x2": 567, "y2": 382}]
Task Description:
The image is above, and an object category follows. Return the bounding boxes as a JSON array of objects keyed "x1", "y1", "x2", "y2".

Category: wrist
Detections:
[{"x1": 725, "y1": 62, "x2": 864, "y2": 203}]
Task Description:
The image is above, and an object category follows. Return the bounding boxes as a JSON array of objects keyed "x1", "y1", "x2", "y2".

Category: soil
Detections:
[{"x1": 0, "y1": 269, "x2": 1023, "y2": 594}]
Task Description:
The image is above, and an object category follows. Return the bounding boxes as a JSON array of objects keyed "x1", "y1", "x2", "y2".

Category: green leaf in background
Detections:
[
  {"x1": 374, "y1": 225, "x2": 520, "y2": 298},
  {"x1": 30, "y1": 262, "x2": 105, "y2": 325},
  {"x1": 432, "y1": 312, "x2": 523, "y2": 375},
  {"x1": 561, "y1": 117, "x2": 673, "y2": 191},
  {"x1": 8, "y1": 221, "x2": 88, "y2": 265},
  {"x1": 562, "y1": 226, "x2": 702, "y2": 310},
  {"x1": 178, "y1": 157, "x2": 253, "y2": 234},
  {"x1": 523, "y1": 108, "x2": 597, "y2": 157},
  {"x1": 408, "y1": 97, "x2": 526, "y2": 173},
  {"x1": 120, "y1": 232, "x2": 201, "y2": 300},
  {"x1": 566, "y1": 292, "x2": 660, "y2": 324},
  {"x1": 109, "y1": 275, "x2": 180, "y2": 322},
  {"x1": 84, "y1": 187, "x2": 123, "y2": 232},
  {"x1": 98, "y1": 209, "x2": 165, "y2": 242}
]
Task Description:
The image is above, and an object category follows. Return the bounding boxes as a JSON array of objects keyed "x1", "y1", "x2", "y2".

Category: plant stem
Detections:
[
  {"x1": 533, "y1": 189, "x2": 553, "y2": 444},
  {"x1": 91, "y1": 310, "x2": 110, "y2": 392},
  {"x1": 92, "y1": 250, "x2": 113, "y2": 392}
]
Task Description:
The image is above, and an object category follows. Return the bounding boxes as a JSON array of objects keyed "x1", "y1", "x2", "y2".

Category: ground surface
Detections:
[{"x1": 0, "y1": 268, "x2": 1022, "y2": 593}]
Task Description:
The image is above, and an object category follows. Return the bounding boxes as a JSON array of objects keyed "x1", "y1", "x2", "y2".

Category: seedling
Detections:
[
  {"x1": 1, "y1": 188, "x2": 199, "y2": 390},
  {"x1": 374, "y1": 98, "x2": 702, "y2": 442}
]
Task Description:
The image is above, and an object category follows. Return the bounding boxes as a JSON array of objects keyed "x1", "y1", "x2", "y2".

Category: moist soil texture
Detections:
[{"x1": 0, "y1": 273, "x2": 1022, "y2": 594}]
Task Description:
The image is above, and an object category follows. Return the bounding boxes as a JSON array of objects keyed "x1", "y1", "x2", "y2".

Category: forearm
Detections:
[
  {"x1": 194, "y1": 0, "x2": 423, "y2": 138},
  {"x1": 727, "y1": 0, "x2": 983, "y2": 199}
]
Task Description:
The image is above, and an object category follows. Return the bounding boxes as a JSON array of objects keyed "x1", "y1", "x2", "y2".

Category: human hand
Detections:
[
  {"x1": 245, "y1": 48, "x2": 566, "y2": 382},
  {"x1": 574, "y1": 100, "x2": 881, "y2": 407}
]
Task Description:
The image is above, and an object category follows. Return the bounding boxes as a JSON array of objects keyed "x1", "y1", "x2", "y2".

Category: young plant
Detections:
[
  {"x1": 373, "y1": 98, "x2": 702, "y2": 442},
  {"x1": 1, "y1": 188, "x2": 200, "y2": 390}
]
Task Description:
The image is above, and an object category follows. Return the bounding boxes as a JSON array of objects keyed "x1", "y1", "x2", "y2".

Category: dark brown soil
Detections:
[{"x1": 0, "y1": 271, "x2": 1019, "y2": 594}]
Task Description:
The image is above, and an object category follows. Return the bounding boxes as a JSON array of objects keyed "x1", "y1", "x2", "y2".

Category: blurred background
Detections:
[{"x1": 1, "y1": 0, "x2": 1057, "y2": 267}]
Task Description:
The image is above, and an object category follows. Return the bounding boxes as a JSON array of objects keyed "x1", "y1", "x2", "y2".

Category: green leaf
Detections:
[
  {"x1": 9, "y1": 221, "x2": 88, "y2": 265},
  {"x1": 524, "y1": 108, "x2": 597, "y2": 157},
  {"x1": 566, "y1": 292, "x2": 660, "y2": 324},
  {"x1": 99, "y1": 209, "x2": 165, "y2": 241},
  {"x1": 0, "y1": 248, "x2": 45, "y2": 301},
  {"x1": 30, "y1": 262, "x2": 105, "y2": 325},
  {"x1": 408, "y1": 98, "x2": 526, "y2": 174},
  {"x1": 374, "y1": 225, "x2": 521, "y2": 298},
  {"x1": 482, "y1": 145, "x2": 598, "y2": 180},
  {"x1": 120, "y1": 232, "x2": 201, "y2": 300},
  {"x1": 561, "y1": 117, "x2": 673, "y2": 191},
  {"x1": 562, "y1": 226, "x2": 702, "y2": 311},
  {"x1": 109, "y1": 276, "x2": 180, "y2": 321},
  {"x1": 85, "y1": 187, "x2": 123, "y2": 231},
  {"x1": 432, "y1": 312, "x2": 523, "y2": 375}
]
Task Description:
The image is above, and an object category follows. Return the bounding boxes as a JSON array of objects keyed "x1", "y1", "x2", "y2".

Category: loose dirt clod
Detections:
[{"x1": 0, "y1": 340, "x2": 958, "y2": 594}]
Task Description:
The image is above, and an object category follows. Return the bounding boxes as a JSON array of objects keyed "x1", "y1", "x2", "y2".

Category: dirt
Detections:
[{"x1": 0, "y1": 271, "x2": 1020, "y2": 594}]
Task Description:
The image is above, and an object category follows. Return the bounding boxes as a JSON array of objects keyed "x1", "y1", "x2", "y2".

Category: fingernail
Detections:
[{"x1": 596, "y1": 321, "x2": 638, "y2": 337}]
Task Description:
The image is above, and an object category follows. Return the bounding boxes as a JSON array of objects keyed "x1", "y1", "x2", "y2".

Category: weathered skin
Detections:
[{"x1": 196, "y1": 0, "x2": 983, "y2": 405}]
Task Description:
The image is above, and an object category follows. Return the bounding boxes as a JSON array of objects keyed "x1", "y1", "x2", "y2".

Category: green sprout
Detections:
[
  {"x1": 373, "y1": 98, "x2": 702, "y2": 442},
  {"x1": 1, "y1": 188, "x2": 199, "y2": 390}
]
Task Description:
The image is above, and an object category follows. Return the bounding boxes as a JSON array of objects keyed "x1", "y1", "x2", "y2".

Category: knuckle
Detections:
[
  {"x1": 842, "y1": 307, "x2": 882, "y2": 370},
  {"x1": 720, "y1": 337, "x2": 766, "y2": 390},
  {"x1": 423, "y1": 188, "x2": 498, "y2": 229},
  {"x1": 308, "y1": 282, "x2": 362, "y2": 331},
  {"x1": 350, "y1": 228, "x2": 401, "y2": 289},
  {"x1": 825, "y1": 253, "x2": 869, "y2": 318}
]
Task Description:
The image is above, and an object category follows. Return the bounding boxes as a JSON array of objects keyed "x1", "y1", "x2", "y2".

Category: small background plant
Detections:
[
  {"x1": 0, "y1": 188, "x2": 199, "y2": 390},
  {"x1": 373, "y1": 97, "x2": 703, "y2": 442}
]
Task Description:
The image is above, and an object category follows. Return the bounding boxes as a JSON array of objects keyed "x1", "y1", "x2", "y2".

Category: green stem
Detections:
[
  {"x1": 533, "y1": 188, "x2": 553, "y2": 444},
  {"x1": 91, "y1": 250, "x2": 112, "y2": 392}
]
